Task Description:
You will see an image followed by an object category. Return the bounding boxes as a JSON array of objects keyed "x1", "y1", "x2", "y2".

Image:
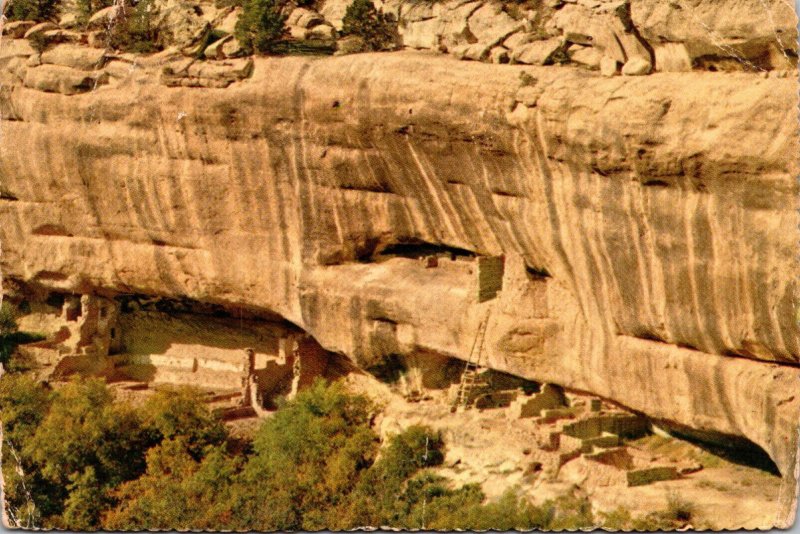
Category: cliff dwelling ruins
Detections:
[{"x1": 0, "y1": 0, "x2": 798, "y2": 528}]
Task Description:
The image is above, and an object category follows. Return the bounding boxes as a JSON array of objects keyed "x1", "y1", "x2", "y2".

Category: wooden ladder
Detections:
[{"x1": 452, "y1": 308, "x2": 492, "y2": 412}]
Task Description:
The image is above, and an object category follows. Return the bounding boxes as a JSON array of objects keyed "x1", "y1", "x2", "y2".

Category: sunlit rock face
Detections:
[{"x1": 1, "y1": 42, "x2": 798, "y2": 521}]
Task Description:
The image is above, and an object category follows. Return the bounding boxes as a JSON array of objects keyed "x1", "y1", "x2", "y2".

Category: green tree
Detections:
[
  {"x1": 0, "y1": 374, "x2": 52, "y2": 527},
  {"x1": 341, "y1": 0, "x2": 397, "y2": 51},
  {"x1": 0, "y1": 374, "x2": 50, "y2": 444},
  {"x1": 139, "y1": 386, "x2": 227, "y2": 459},
  {"x1": 228, "y1": 379, "x2": 378, "y2": 530},
  {"x1": 103, "y1": 438, "x2": 241, "y2": 530},
  {"x1": 234, "y1": 0, "x2": 286, "y2": 54},
  {"x1": 6, "y1": 0, "x2": 60, "y2": 22},
  {"x1": 23, "y1": 378, "x2": 153, "y2": 526},
  {"x1": 0, "y1": 302, "x2": 17, "y2": 337},
  {"x1": 61, "y1": 467, "x2": 111, "y2": 530},
  {"x1": 0, "y1": 302, "x2": 18, "y2": 364}
]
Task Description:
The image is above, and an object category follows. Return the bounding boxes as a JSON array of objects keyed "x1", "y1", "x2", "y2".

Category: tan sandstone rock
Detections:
[
  {"x1": 599, "y1": 54, "x2": 617, "y2": 76},
  {"x1": 509, "y1": 38, "x2": 562, "y2": 65},
  {"x1": 204, "y1": 35, "x2": 233, "y2": 60},
  {"x1": 569, "y1": 45, "x2": 600, "y2": 68},
  {"x1": 40, "y1": 44, "x2": 107, "y2": 71},
  {"x1": 87, "y1": 5, "x2": 122, "y2": 30},
  {"x1": 1, "y1": 37, "x2": 799, "y2": 529},
  {"x1": 287, "y1": 7, "x2": 326, "y2": 29},
  {"x1": 621, "y1": 56, "x2": 650, "y2": 75},
  {"x1": 307, "y1": 24, "x2": 336, "y2": 40},
  {"x1": 23, "y1": 63, "x2": 109, "y2": 94},
  {"x1": 23, "y1": 21, "x2": 59, "y2": 38},
  {"x1": 2, "y1": 20, "x2": 36, "y2": 38}
]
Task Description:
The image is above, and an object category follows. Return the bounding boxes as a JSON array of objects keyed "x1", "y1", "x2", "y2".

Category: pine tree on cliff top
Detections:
[
  {"x1": 235, "y1": 0, "x2": 287, "y2": 54},
  {"x1": 341, "y1": 0, "x2": 397, "y2": 51}
]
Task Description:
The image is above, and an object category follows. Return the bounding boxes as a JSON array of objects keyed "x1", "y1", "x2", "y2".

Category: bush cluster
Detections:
[
  {"x1": 5, "y1": 0, "x2": 60, "y2": 22},
  {"x1": 107, "y1": 0, "x2": 161, "y2": 53},
  {"x1": 341, "y1": 0, "x2": 397, "y2": 51},
  {"x1": 0, "y1": 378, "x2": 225, "y2": 529},
  {"x1": 234, "y1": 0, "x2": 286, "y2": 54}
]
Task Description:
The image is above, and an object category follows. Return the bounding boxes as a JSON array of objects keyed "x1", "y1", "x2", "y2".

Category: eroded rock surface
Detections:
[{"x1": 1, "y1": 5, "x2": 799, "y2": 524}]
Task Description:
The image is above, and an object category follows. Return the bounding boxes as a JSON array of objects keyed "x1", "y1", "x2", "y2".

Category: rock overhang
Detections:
[{"x1": 0, "y1": 52, "x2": 798, "y2": 521}]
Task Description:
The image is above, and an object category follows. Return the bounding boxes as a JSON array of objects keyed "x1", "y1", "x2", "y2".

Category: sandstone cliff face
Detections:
[{"x1": 1, "y1": 20, "x2": 799, "y2": 522}]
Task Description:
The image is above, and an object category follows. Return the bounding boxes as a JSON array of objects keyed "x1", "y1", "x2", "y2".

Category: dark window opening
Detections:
[{"x1": 377, "y1": 241, "x2": 476, "y2": 261}]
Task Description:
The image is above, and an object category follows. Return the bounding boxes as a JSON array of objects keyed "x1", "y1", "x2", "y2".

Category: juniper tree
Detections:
[{"x1": 234, "y1": 0, "x2": 286, "y2": 54}]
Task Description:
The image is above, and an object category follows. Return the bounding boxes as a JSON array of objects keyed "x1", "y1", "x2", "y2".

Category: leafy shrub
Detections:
[
  {"x1": 6, "y1": 0, "x2": 60, "y2": 22},
  {"x1": 665, "y1": 490, "x2": 694, "y2": 523},
  {"x1": 341, "y1": 0, "x2": 397, "y2": 51},
  {"x1": 139, "y1": 387, "x2": 227, "y2": 459},
  {"x1": 229, "y1": 379, "x2": 379, "y2": 530},
  {"x1": 425, "y1": 486, "x2": 555, "y2": 530},
  {"x1": 234, "y1": 0, "x2": 287, "y2": 54},
  {"x1": 0, "y1": 377, "x2": 229, "y2": 529},
  {"x1": 0, "y1": 302, "x2": 17, "y2": 336},
  {"x1": 546, "y1": 493, "x2": 595, "y2": 530},
  {"x1": 23, "y1": 378, "x2": 153, "y2": 526},
  {"x1": 0, "y1": 374, "x2": 53, "y2": 527},
  {"x1": 598, "y1": 496, "x2": 697, "y2": 531},
  {"x1": 103, "y1": 439, "x2": 242, "y2": 530}
]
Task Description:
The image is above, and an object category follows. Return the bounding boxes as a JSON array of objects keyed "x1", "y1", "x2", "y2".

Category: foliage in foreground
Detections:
[
  {"x1": 0, "y1": 377, "x2": 224, "y2": 529},
  {"x1": 0, "y1": 376, "x2": 606, "y2": 531}
]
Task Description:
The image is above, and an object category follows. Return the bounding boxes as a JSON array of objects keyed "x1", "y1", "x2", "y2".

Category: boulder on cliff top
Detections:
[
  {"x1": 652, "y1": 43, "x2": 691, "y2": 72},
  {"x1": 87, "y1": 5, "x2": 122, "y2": 30},
  {"x1": 436, "y1": 0, "x2": 482, "y2": 50},
  {"x1": 215, "y1": 7, "x2": 241, "y2": 34},
  {"x1": 2, "y1": 21, "x2": 37, "y2": 39},
  {"x1": 569, "y1": 45, "x2": 600, "y2": 68},
  {"x1": 154, "y1": 0, "x2": 211, "y2": 51},
  {"x1": 451, "y1": 42, "x2": 491, "y2": 61},
  {"x1": 319, "y1": 0, "x2": 354, "y2": 30},
  {"x1": 307, "y1": 24, "x2": 336, "y2": 40},
  {"x1": 621, "y1": 56, "x2": 651, "y2": 75},
  {"x1": 58, "y1": 12, "x2": 79, "y2": 29},
  {"x1": 41, "y1": 29, "x2": 86, "y2": 45},
  {"x1": 287, "y1": 7, "x2": 325, "y2": 29},
  {"x1": 509, "y1": 38, "x2": 562, "y2": 65},
  {"x1": 467, "y1": 2, "x2": 524, "y2": 46},
  {"x1": 202, "y1": 34, "x2": 246, "y2": 59},
  {"x1": 23, "y1": 22, "x2": 59, "y2": 38},
  {"x1": 204, "y1": 35, "x2": 233, "y2": 59}
]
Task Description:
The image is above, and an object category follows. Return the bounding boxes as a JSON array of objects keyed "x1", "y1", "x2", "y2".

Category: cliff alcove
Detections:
[{"x1": 0, "y1": 0, "x2": 798, "y2": 528}]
